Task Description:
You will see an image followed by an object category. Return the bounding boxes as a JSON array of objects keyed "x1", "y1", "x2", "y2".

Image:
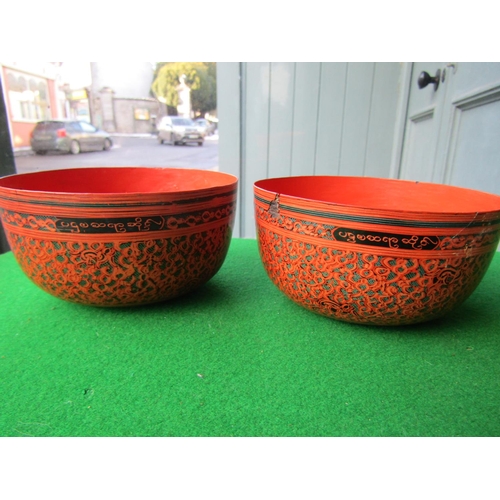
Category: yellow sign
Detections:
[
  {"x1": 134, "y1": 108, "x2": 150, "y2": 120},
  {"x1": 70, "y1": 89, "x2": 87, "y2": 100}
]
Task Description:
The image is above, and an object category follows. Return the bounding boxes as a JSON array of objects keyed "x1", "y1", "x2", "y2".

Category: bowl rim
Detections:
[
  {"x1": 0, "y1": 166, "x2": 238, "y2": 201},
  {"x1": 0, "y1": 165, "x2": 238, "y2": 195},
  {"x1": 254, "y1": 175, "x2": 500, "y2": 218}
]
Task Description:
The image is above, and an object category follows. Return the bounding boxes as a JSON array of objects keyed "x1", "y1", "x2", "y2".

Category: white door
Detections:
[{"x1": 399, "y1": 62, "x2": 500, "y2": 196}]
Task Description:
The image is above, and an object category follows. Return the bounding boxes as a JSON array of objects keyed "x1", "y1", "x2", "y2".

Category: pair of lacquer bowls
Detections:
[{"x1": 1, "y1": 167, "x2": 500, "y2": 326}]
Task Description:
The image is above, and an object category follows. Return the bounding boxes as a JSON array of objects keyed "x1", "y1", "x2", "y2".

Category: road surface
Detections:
[{"x1": 13, "y1": 134, "x2": 219, "y2": 174}]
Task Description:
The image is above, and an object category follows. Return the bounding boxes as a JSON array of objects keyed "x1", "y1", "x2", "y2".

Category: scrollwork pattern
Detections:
[
  {"x1": 256, "y1": 225, "x2": 495, "y2": 325},
  {"x1": 6, "y1": 226, "x2": 231, "y2": 306}
]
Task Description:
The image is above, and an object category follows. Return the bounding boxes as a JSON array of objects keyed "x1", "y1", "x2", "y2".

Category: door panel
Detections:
[
  {"x1": 400, "y1": 109, "x2": 436, "y2": 182},
  {"x1": 399, "y1": 62, "x2": 446, "y2": 182},
  {"x1": 442, "y1": 67, "x2": 500, "y2": 195},
  {"x1": 400, "y1": 62, "x2": 500, "y2": 196},
  {"x1": 446, "y1": 94, "x2": 500, "y2": 194}
]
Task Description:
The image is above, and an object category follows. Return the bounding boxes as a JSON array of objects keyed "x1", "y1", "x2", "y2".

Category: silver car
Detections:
[
  {"x1": 157, "y1": 116, "x2": 204, "y2": 146},
  {"x1": 30, "y1": 120, "x2": 112, "y2": 155},
  {"x1": 194, "y1": 118, "x2": 217, "y2": 137}
]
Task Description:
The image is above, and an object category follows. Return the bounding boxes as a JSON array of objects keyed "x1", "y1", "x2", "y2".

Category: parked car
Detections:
[
  {"x1": 157, "y1": 116, "x2": 203, "y2": 146},
  {"x1": 30, "y1": 120, "x2": 112, "y2": 155},
  {"x1": 194, "y1": 118, "x2": 216, "y2": 137}
]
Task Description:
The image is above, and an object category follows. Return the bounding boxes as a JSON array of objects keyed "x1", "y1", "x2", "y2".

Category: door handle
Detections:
[{"x1": 417, "y1": 69, "x2": 441, "y2": 91}]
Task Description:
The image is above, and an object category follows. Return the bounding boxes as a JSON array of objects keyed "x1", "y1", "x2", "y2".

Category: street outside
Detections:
[{"x1": 13, "y1": 134, "x2": 219, "y2": 175}]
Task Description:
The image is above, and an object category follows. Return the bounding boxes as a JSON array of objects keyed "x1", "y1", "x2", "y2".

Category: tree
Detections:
[{"x1": 151, "y1": 62, "x2": 216, "y2": 117}]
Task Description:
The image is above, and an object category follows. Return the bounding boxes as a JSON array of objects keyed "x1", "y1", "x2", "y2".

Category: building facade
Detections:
[
  {"x1": 0, "y1": 62, "x2": 66, "y2": 149},
  {"x1": 88, "y1": 62, "x2": 165, "y2": 134},
  {"x1": 0, "y1": 62, "x2": 166, "y2": 149}
]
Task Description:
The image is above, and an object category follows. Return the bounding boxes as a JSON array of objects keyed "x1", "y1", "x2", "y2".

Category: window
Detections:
[
  {"x1": 6, "y1": 69, "x2": 51, "y2": 122},
  {"x1": 171, "y1": 117, "x2": 194, "y2": 126},
  {"x1": 65, "y1": 122, "x2": 82, "y2": 133},
  {"x1": 79, "y1": 121, "x2": 96, "y2": 132}
]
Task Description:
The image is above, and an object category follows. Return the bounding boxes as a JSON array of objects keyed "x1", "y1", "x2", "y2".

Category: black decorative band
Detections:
[
  {"x1": 333, "y1": 227, "x2": 440, "y2": 250},
  {"x1": 55, "y1": 216, "x2": 170, "y2": 234},
  {"x1": 1, "y1": 203, "x2": 235, "y2": 234}
]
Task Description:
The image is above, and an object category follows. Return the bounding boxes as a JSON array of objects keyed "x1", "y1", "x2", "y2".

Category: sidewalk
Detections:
[{"x1": 13, "y1": 147, "x2": 33, "y2": 157}]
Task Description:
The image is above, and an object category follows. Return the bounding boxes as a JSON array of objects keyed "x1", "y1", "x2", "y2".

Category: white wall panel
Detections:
[
  {"x1": 365, "y1": 62, "x2": 404, "y2": 177},
  {"x1": 216, "y1": 62, "x2": 242, "y2": 237},
  {"x1": 339, "y1": 63, "x2": 375, "y2": 176},
  {"x1": 315, "y1": 62, "x2": 348, "y2": 175},
  {"x1": 290, "y1": 62, "x2": 321, "y2": 176},
  {"x1": 242, "y1": 63, "x2": 271, "y2": 237},
  {"x1": 217, "y1": 62, "x2": 406, "y2": 238},
  {"x1": 268, "y1": 62, "x2": 295, "y2": 178}
]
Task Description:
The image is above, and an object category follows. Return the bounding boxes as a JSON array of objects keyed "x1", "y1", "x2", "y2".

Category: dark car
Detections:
[
  {"x1": 157, "y1": 116, "x2": 203, "y2": 146},
  {"x1": 30, "y1": 120, "x2": 112, "y2": 155}
]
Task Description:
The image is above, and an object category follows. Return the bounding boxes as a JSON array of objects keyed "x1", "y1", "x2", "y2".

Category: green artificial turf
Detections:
[{"x1": 1, "y1": 238, "x2": 499, "y2": 437}]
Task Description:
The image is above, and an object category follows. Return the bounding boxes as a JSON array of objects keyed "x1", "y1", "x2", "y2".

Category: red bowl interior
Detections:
[
  {"x1": 0, "y1": 167, "x2": 237, "y2": 196},
  {"x1": 255, "y1": 176, "x2": 500, "y2": 214}
]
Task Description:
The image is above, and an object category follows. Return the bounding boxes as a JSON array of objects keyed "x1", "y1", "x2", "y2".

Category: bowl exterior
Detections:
[
  {"x1": 254, "y1": 185, "x2": 500, "y2": 325},
  {"x1": 0, "y1": 177, "x2": 237, "y2": 306}
]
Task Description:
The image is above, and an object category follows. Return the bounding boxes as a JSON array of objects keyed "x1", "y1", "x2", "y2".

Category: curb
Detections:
[
  {"x1": 13, "y1": 148, "x2": 34, "y2": 157},
  {"x1": 110, "y1": 133, "x2": 157, "y2": 138}
]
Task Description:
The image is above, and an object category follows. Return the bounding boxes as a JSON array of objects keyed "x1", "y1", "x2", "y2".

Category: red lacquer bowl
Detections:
[
  {"x1": 0, "y1": 167, "x2": 237, "y2": 306},
  {"x1": 254, "y1": 176, "x2": 500, "y2": 325}
]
